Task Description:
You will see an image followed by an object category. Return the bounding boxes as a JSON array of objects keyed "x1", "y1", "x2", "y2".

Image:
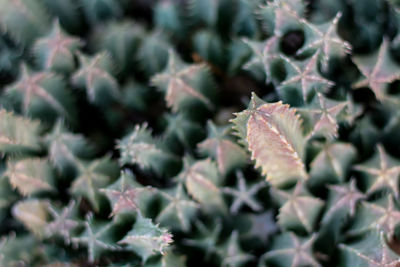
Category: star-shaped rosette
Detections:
[
  {"x1": 272, "y1": 182, "x2": 324, "y2": 233},
  {"x1": 322, "y1": 179, "x2": 365, "y2": 223},
  {"x1": 278, "y1": 52, "x2": 334, "y2": 103},
  {"x1": 235, "y1": 211, "x2": 278, "y2": 245},
  {"x1": 260, "y1": 232, "x2": 321, "y2": 267},
  {"x1": 72, "y1": 51, "x2": 119, "y2": 105},
  {"x1": 297, "y1": 12, "x2": 351, "y2": 70},
  {"x1": 72, "y1": 213, "x2": 121, "y2": 263},
  {"x1": 348, "y1": 195, "x2": 400, "y2": 237},
  {"x1": 183, "y1": 220, "x2": 222, "y2": 260},
  {"x1": 34, "y1": 20, "x2": 82, "y2": 73},
  {"x1": 216, "y1": 231, "x2": 255, "y2": 267},
  {"x1": 5, "y1": 65, "x2": 74, "y2": 121},
  {"x1": 156, "y1": 183, "x2": 199, "y2": 232},
  {"x1": 100, "y1": 171, "x2": 156, "y2": 217},
  {"x1": 301, "y1": 93, "x2": 348, "y2": 139},
  {"x1": 198, "y1": 121, "x2": 247, "y2": 176},
  {"x1": 44, "y1": 120, "x2": 91, "y2": 171},
  {"x1": 222, "y1": 171, "x2": 266, "y2": 214},
  {"x1": 309, "y1": 142, "x2": 356, "y2": 186},
  {"x1": 151, "y1": 50, "x2": 215, "y2": 112},
  {"x1": 352, "y1": 39, "x2": 400, "y2": 100},
  {"x1": 339, "y1": 231, "x2": 400, "y2": 266},
  {"x1": 45, "y1": 200, "x2": 79, "y2": 244},
  {"x1": 354, "y1": 144, "x2": 400, "y2": 197},
  {"x1": 70, "y1": 156, "x2": 119, "y2": 212}
]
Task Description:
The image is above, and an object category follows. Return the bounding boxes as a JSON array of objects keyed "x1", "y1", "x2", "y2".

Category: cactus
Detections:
[{"x1": 1, "y1": 0, "x2": 400, "y2": 266}]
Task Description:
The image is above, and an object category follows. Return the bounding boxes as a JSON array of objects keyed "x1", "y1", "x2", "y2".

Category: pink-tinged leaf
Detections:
[
  {"x1": 6, "y1": 158, "x2": 54, "y2": 196},
  {"x1": 232, "y1": 93, "x2": 307, "y2": 186}
]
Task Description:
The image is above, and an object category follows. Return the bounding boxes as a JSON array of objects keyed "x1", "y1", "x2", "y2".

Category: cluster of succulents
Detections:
[{"x1": 2, "y1": 0, "x2": 400, "y2": 266}]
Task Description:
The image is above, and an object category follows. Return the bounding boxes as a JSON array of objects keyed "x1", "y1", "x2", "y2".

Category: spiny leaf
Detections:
[
  {"x1": 5, "y1": 158, "x2": 54, "y2": 196},
  {"x1": 0, "y1": 109, "x2": 42, "y2": 153},
  {"x1": 231, "y1": 93, "x2": 307, "y2": 187},
  {"x1": 117, "y1": 123, "x2": 180, "y2": 176},
  {"x1": 118, "y1": 214, "x2": 173, "y2": 263},
  {"x1": 100, "y1": 170, "x2": 156, "y2": 217}
]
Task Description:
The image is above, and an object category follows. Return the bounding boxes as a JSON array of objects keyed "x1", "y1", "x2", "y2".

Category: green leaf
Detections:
[{"x1": 118, "y1": 214, "x2": 173, "y2": 263}]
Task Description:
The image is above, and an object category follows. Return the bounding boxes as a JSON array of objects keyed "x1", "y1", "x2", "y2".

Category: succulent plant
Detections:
[{"x1": 1, "y1": 0, "x2": 400, "y2": 266}]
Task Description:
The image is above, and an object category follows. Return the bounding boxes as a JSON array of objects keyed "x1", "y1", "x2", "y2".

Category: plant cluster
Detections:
[{"x1": 1, "y1": 0, "x2": 400, "y2": 266}]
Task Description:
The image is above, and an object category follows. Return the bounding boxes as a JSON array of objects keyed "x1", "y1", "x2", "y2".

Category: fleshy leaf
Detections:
[
  {"x1": 272, "y1": 182, "x2": 324, "y2": 233},
  {"x1": 6, "y1": 158, "x2": 54, "y2": 196},
  {"x1": 231, "y1": 93, "x2": 307, "y2": 187},
  {"x1": 0, "y1": 109, "x2": 42, "y2": 153},
  {"x1": 198, "y1": 121, "x2": 247, "y2": 176},
  {"x1": 118, "y1": 214, "x2": 173, "y2": 263},
  {"x1": 12, "y1": 199, "x2": 49, "y2": 238},
  {"x1": 117, "y1": 123, "x2": 180, "y2": 176},
  {"x1": 177, "y1": 157, "x2": 225, "y2": 212},
  {"x1": 100, "y1": 170, "x2": 156, "y2": 217}
]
